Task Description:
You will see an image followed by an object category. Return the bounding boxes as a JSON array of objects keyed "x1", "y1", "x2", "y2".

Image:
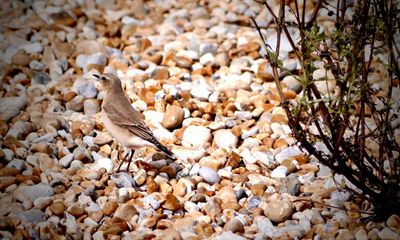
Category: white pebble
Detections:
[
  {"x1": 270, "y1": 166, "x2": 288, "y2": 178},
  {"x1": 199, "y1": 166, "x2": 220, "y2": 184},
  {"x1": 213, "y1": 129, "x2": 238, "y2": 150},
  {"x1": 182, "y1": 125, "x2": 211, "y2": 149}
]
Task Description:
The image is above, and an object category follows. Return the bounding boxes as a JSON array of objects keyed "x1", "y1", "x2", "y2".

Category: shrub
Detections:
[{"x1": 252, "y1": 0, "x2": 400, "y2": 218}]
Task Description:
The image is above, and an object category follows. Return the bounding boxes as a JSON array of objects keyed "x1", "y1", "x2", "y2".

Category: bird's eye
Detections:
[{"x1": 101, "y1": 76, "x2": 107, "y2": 81}]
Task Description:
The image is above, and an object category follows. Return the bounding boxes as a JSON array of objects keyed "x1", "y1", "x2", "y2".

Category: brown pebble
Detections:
[
  {"x1": 156, "y1": 219, "x2": 173, "y2": 229},
  {"x1": 147, "y1": 53, "x2": 163, "y2": 65},
  {"x1": 152, "y1": 67, "x2": 169, "y2": 80},
  {"x1": 0, "y1": 176, "x2": 16, "y2": 190},
  {"x1": 30, "y1": 142, "x2": 51, "y2": 154},
  {"x1": 223, "y1": 218, "x2": 245, "y2": 233},
  {"x1": 262, "y1": 137, "x2": 275, "y2": 149},
  {"x1": 257, "y1": 61, "x2": 274, "y2": 82},
  {"x1": 294, "y1": 154, "x2": 309, "y2": 164},
  {"x1": 69, "y1": 204, "x2": 85, "y2": 217},
  {"x1": 102, "y1": 200, "x2": 119, "y2": 216},
  {"x1": 62, "y1": 91, "x2": 77, "y2": 102},
  {"x1": 51, "y1": 11, "x2": 76, "y2": 26},
  {"x1": 264, "y1": 200, "x2": 294, "y2": 223},
  {"x1": 225, "y1": 154, "x2": 240, "y2": 169},
  {"x1": 146, "y1": 176, "x2": 159, "y2": 194},
  {"x1": 190, "y1": 193, "x2": 207, "y2": 203},
  {"x1": 49, "y1": 201, "x2": 65, "y2": 216},
  {"x1": 114, "y1": 202, "x2": 138, "y2": 222},
  {"x1": 138, "y1": 88, "x2": 155, "y2": 106},
  {"x1": 300, "y1": 163, "x2": 319, "y2": 173},
  {"x1": 163, "y1": 194, "x2": 183, "y2": 211},
  {"x1": 0, "y1": 120, "x2": 9, "y2": 136},
  {"x1": 251, "y1": 183, "x2": 267, "y2": 197},
  {"x1": 0, "y1": 167, "x2": 20, "y2": 177},
  {"x1": 162, "y1": 105, "x2": 184, "y2": 129},
  {"x1": 194, "y1": 221, "x2": 215, "y2": 238},
  {"x1": 160, "y1": 165, "x2": 177, "y2": 178},
  {"x1": 12, "y1": 49, "x2": 30, "y2": 66},
  {"x1": 13, "y1": 229, "x2": 29, "y2": 240},
  {"x1": 252, "y1": 207, "x2": 265, "y2": 217},
  {"x1": 271, "y1": 114, "x2": 288, "y2": 124},
  {"x1": 15, "y1": 175, "x2": 40, "y2": 183},
  {"x1": 273, "y1": 138, "x2": 288, "y2": 148},
  {"x1": 281, "y1": 159, "x2": 297, "y2": 173},
  {"x1": 103, "y1": 219, "x2": 129, "y2": 236},
  {"x1": 231, "y1": 125, "x2": 242, "y2": 137},
  {"x1": 221, "y1": 202, "x2": 241, "y2": 211},
  {"x1": 139, "y1": 38, "x2": 152, "y2": 52},
  {"x1": 284, "y1": 89, "x2": 297, "y2": 99}
]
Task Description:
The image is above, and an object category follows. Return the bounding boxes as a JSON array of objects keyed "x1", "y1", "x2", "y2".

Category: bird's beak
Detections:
[{"x1": 93, "y1": 74, "x2": 100, "y2": 80}]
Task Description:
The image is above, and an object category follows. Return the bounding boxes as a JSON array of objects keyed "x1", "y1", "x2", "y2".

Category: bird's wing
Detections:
[{"x1": 103, "y1": 98, "x2": 158, "y2": 145}]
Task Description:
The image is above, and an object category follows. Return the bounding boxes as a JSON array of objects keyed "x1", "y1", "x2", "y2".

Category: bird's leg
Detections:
[
  {"x1": 125, "y1": 150, "x2": 135, "y2": 172},
  {"x1": 116, "y1": 150, "x2": 130, "y2": 172}
]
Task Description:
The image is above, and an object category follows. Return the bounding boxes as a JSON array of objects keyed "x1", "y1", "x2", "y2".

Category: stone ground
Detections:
[{"x1": 0, "y1": 0, "x2": 399, "y2": 239}]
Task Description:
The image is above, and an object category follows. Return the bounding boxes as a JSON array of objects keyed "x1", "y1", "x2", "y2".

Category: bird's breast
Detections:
[{"x1": 101, "y1": 111, "x2": 154, "y2": 149}]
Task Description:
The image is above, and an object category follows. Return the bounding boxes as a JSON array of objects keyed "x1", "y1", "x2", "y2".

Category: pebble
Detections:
[
  {"x1": 199, "y1": 166, "x2": 221, "y2": 184},
  {"x1": 190, "y1": 85, "x2": 212, "y2": 101},
  {"x1": 32, "y1": 71, "x2": 51, "y2": 85},
  {"x1": 33, "y1": 196, "x2": 53, "y2": 209},
  {"x1": 66, "y1": 95, "x2": 84, "y2": 112},
  {"x1": 14, "y1": 184, "x2": 54, "y2": 203},
  {"x1": 29, "y1": 60, "x2": 44, "y2": 70},
  {"x1": 0, "y1": 96, "x2": 27, "y2": 121},
  {"x1": 110, "y1": 173, "x2": 134, "y2": 188},
  {"x1": 280, "y1": 173, "x2": 301, "y2": 196},
  {"x1": 215, "y1": 231, "x2": 246, "y2": 240},
  {"x1": 199, "y1": 53, "x2": 216, "y2": 65},
  {"x1": 336, "y1": 229, "x2": 355, "y2": 240},
  {"x1": 282, "y1": 75, "x2": 302, "y2": 93},
  {"x1": 6, "y1": 121, "x2": 32, "y2": 139},
  {"x1": 12, "y1": 49, "x2": 30, "y2": 66},
  {"x1": 264, "y1": 200, "x2": 294, "y2": 223},
  {"x1": 298, "y1": 172, "x2": 315, "y2": 184},
  {"x1": 270, "y1": 166, "x2": 288, "y2": 178},
  {"x1": 162, "y1": 105, "x2": 185, "y2": 129},
  {"x1": 49, "y1": 201, "x2": 65, "y2": 216},
  {"x1": 59, "y1": 153, "x2": 74, "y2": 168},
  {"x1": 7, "y1": 159, "x2": 26, "y2": 172},
  {"x1": 16, "y1": 209, "x2": 45, "y2": 224},
  {"x1": 182, "y1": 125, "x2": 211, "y2": 149},
  {"x1": 213, "y1": 129, "x2": 238, "y2": 150},
  {"x1": 114, "y1": 202, "x2": 138, "y2": 222},
  {"x1": 20, "y1": 42, "x2": 43, "y2": 54},
  {"x1": 353, "y1": 229, "x2": 368, "y2": 240},
  {"x1": 386, "y1": 214, "x2": 400, "y2": 233},
  {"x1": 223, "y1": 218, "x2": 245, "y2": 233},
  {"x1": 313, "y1": 68, "x2": 336, "y2": 95},
  {"x1": 77, "y1": 169, "x2": 101, "y2": 180},
  {"x1": 84, "y1": 99, "x2": 100, "y2": 116},
  {"x1": 318, "y1": 165, "x2": 332, "y2": 177},
  {"x1": 275, "y1": 147, "x2": 302, "y2": 163},
  {"x1": 163, "y1": 193, "x2": 183, "y2": 211},
  {"x1": 76, "y1": 53, "x2": 106, "y2": 72},
  {"x1": 173, "y1": 146, "x2": 206, "y2": 161},
  {"x1": 134, "y1": 169, "x2": 147, "y2": 186},
  {"x1": 377, "y1": 227, "x2": 400, "y2": 240}
]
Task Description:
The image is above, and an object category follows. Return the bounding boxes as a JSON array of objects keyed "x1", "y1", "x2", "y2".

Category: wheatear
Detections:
[{"x1": 93, "y1": 73, "x2": 175, "y2": 171}]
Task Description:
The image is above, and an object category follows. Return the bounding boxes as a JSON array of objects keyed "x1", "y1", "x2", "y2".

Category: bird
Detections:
[{"x1": 93, "y1": 73, "x2": 175, "y2": 172}]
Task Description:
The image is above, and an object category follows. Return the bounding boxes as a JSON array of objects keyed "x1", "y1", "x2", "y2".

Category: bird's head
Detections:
[{"x1": 92, "y1": 73, "x2": 121, "y2": 90}]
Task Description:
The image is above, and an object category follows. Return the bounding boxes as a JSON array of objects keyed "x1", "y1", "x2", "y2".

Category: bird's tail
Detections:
[{"x1": 152, "y1": 139, "x2": 176, "y2": 160}]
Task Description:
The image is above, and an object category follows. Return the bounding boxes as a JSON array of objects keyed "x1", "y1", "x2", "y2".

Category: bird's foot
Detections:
[{"x1": 116, "y1": 150, "x2": 135, "y2": 173}]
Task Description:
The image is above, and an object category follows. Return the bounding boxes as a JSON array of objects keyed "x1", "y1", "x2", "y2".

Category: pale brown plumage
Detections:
[{"x1": 93, "y1": 73, "x2": 175, "y2": 171}]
